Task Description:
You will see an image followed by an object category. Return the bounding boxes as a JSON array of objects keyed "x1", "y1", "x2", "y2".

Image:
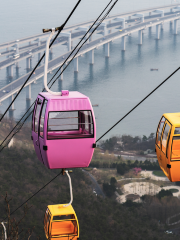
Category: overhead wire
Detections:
[
  {"x1": 96, "y1": 66, "x2": 180, "y2": 142},
  {"x1": 48, "y1": 0, "x2": 118, "y2": 88},
  {"x1": 1, "y1": 0, "x2": 180, "y2": 229},
  {"x1": 0, "y1": 0, "x2": 118, "y2": 152},
  {"x1": 0, "y1": 0, "x2": 118, "y2": 222},
  {"x1": 44, "y1": 0, "x2": 116, "y2": 88},
  {"x1": 0, "y1": 0, "x2": 82, "y2": 122},
  {"x1": 2, "y1": 171, "x2": 62, "y2": 221}
]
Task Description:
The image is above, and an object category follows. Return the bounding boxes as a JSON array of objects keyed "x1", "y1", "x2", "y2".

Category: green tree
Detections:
[
  {"x1": 142, "y1": 135, "x2": 148, "y2": 142},
  {"x1": 156, "y1": 189, "x2": 173, "y2": 199},
  {"x1": 148, "y1": 133, "x2": 155, "y2": 140},
  {"x1": 110, "y1": 177, "x2": 117, "y2": 185}
]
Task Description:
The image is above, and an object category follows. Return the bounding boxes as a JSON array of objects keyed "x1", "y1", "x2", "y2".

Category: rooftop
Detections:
[
  {"x1": 48, "y1": 204, "x2": 76, "y2": 216},
  {"x1": 39, "y1": 91, "x2": 88, "y2": 100},
  {"x1": 164, "y1": 112, "x2": 180, "y2": 126}
]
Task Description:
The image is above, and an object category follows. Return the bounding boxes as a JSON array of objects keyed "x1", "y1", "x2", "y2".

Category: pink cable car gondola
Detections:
[{"x1": 31, "y1": 29, "x2": 96, "y2": 169}]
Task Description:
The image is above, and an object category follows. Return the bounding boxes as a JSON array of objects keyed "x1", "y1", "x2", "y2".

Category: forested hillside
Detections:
[{"x1": 0, "y1": 123, "x2": 178, "y2": 239}]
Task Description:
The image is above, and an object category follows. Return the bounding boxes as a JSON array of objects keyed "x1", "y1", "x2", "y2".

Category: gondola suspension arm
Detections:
[
  {"x1": 63, "y1": 170, "x2": 73, "y2": 208},
  {"x1": 43, "y1": 29, "x2": 62, "y2": 96},
  {"x1": 1, "y1": 222, "x2": 7, "y2": 240}
]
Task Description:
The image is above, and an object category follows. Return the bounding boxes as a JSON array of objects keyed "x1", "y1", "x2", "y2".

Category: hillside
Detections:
[{"x1": 0, "y1": 123, "x2": 179, "y2": 239}]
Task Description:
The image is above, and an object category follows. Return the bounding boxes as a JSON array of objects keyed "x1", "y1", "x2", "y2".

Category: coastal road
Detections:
[{"x1": 82, "y1": 169, "x2": 105, "y2": 198}]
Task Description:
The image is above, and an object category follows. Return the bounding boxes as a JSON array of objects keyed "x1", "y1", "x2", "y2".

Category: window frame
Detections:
[
  {"x1": 50, "y1": 219, "x2": 78, "y2": 237},
  {"x1": 34, "y1": 99, "x2": 43, "y2": 133},
  {"x1": 39, "y1": 100, "x2": 48, "y2": 139},
  {"x1": 47, "y1": 110, "x2": 94, "y2": 140},
  {"x1": 160, "y1": 120, "x2": 171, "y2": 156},
  {"x1": 44, "y1": 208, "x2": 52, "y2": 237},
  {"x1": 170, "y1": 135, "x2": 180, "y2": 162},
  {"x1": 156, "y1": 116, "x2": 166, "y2": 149}
]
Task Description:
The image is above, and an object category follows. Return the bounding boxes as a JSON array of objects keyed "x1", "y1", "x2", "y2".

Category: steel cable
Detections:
[
  {"x1": 0, "y1": 0, "x2": 119, "y2": 222},
  {"x1": 96, "y1": 67, "x2": 180, "y2": 142},
  {"x1": 0, "y1": 0, "x2": 118, "y2": 151},
  {"x1": 0, "y1": 0, "x2": 82, "y2": 122}
]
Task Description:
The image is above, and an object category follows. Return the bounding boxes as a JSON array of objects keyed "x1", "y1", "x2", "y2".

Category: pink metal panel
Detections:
[
  {"x1": 33, "y1": 91, "x2": 96, "y2": 169},
  {"x1": 32, "y1": 95, "x2": 45, "y2": 164},
  {"x1": 32, "y1": 131, "x2": 43, "y2": 163},
  {"x1": 45, "y1": 138, "x2": 95, "y2": 169}
]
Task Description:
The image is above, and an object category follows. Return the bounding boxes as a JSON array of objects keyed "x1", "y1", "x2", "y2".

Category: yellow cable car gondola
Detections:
[
  {"x1": 155, "y1": 113, "x2": 180, "y2": 182},
  {"x1": 44, "y1": 170, "x2": 79, "y2": 239},
  {"x1": 44, "y1": 204, "x2": 79, "y2": 240}
]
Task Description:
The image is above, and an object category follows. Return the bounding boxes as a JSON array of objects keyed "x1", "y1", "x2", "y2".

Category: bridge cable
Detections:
[
  {"x1": 0, "y1": 0, "x2": 82, "y2": 122},
  {"x1": 0, "y1": 0, "x2": 118, "y2": 151},
  {"x1": 96, "y1": 66, "x2": 180, "y2": 142}
]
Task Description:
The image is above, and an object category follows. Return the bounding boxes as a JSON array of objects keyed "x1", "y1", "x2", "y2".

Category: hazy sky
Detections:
[{"x1": 0, "y1": 0, "x2": 176, "y2": 42}]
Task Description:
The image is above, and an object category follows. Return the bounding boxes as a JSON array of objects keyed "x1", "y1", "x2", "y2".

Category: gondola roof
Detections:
[
  {"x1": 39, "y1": 91, "x2": 89, "y2": 100},
  {"x1": 47, "y1": 204, "x2": 75, "y2": 216},
  {"x1": 163, "y1": 112, "x2": 180, "y2": 126}
]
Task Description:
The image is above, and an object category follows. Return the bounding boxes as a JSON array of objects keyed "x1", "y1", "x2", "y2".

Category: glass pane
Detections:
[
  {"x1": 34, "y1": 99, "x2": 42, "y2": 133},
  {"x1": 47, "y1": 111, "x2": 94, "y2": 139},
  {"x1": 161, "y1": 123, "x2": 170, "y2": 153},
  {"x1": 156, "y1": 117, "x2": 165, "y2": 147},
  {"x1": 53, "y1": 215, "x2": 75, "y2": 220},
  {"x1": 47, "y1": 212, "x2": 51, "y2": 235},
  {"x1": 175, "y1": 128, "x2": 180, "y2": 134},
  {"x1": 171, "y1": 136, "x2": 180, "y2": 161},
  {"x1": 48, "y1": 112, "x2": 79, "y2": 131},
  {"x1": 51, "y1": 220, "x2": 78, "y2": 236},
  {"x1": 40, "y1": 100, "x2": 47, "y2": 138}
]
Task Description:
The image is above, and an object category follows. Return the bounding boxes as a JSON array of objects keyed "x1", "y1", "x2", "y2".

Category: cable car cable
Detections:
[
  {"x1": 0, "y1": 1, "x2": 119, "y2": 219},
  {"x1": 4, "y1": 57, "x2": 179, "y2": 151},
  {"x1": 1, "y1": 171, "x2": 62, "y2": 222},
  {"x1": 0, "y1": 0, "x2": 116, "y2": 151},
  {"x1": 96, "y1": 66, "x2": 180, "y2": 142},
  {"x1": 0, "y1": 0, "x2": 118, "y2": 152},
  {"x1": 44, "y1": 0, "x2": 117, "y2": 88},
  {"x1": 48, "y1": 0, "x2": 118, "y2": 88},
  {"x1": 0, "y1": 0, "x2": 82, "y2": 123},
  {"x1": 1, "y1": 4, "x2": 178, "y2": 225},
  {"x1": 0, "y1": 0, "x2": 114, "y2": 126}
]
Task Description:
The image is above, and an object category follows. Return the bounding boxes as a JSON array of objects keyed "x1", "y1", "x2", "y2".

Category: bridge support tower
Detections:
[
  {"x1": 121, "y1": 36, "x2": 126, "y2": 51},
  {"x1": 174, "y1": 19, "x2": 178, "y2": 34},
  {"x1": 59, "y1": 66, "x2": 63, "y2": 80},
  {"x1": 8, "y1": 65, "x2": 14, "y2": 78},
  {"x1": 89, "y1": 50, "x2": 94, "y2": 64},
  {"x1": 105, "y1": 42, "x2": 110, "y2": 57},
  {"x1": 67, "y1": 33, "x2": 72, "y2": 51},
  {"x1": 74, "y1": 57, "x2": 78, "y2": 72},
  {"x1": 26, "y1": 84, "x2": 31, "y2": 100},
  {"x1": 156, "y1": 25, "x2": 160, "y2": 39},
  {"x1": 9, "y1": 94, "x2": 15, "y2": 110},
  {"x1": 38, "y1": 53, "x2": 41, "y2": 62},
  {"x1": 138, "y1": 30, "x2": 142, "y2": 45},
  {"x1": 26, "y1": 57, "x2": 32, "y2": 70}
]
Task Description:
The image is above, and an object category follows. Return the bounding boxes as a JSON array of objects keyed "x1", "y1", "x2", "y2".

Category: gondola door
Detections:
[
  {"x1": 160, "y1": 121, "x2": 171, "y2": 179},
  {"x1": 32, "y1": 96, "x2": 44, "y2": 164},
  {"x1": 169, "y1": 128, "x2": 180, "y2": 182},
  {"x1": 156, "y1": 116, "x2": 166, "y2": 170},
  {"x1": 38, "y1": 100, "x2": 48, "y2": 167}
]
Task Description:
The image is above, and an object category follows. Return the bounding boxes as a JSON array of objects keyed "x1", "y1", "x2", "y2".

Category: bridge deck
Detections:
[
  {"x1": 0, "y1": 3, "x2": 179, "y2": 50},
  {"x1": 0, "y1": 11, "x2": 179, "y2": 103},
  {"x1": 0, "y1": 10, "x2": 179, "y2": 70}
]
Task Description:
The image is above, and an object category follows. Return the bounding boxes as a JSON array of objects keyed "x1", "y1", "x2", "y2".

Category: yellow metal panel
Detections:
[
  {"x1": 45, "y1": 204, "x2": 79, "y2": 239},
  {"x1": 163, "y1": 112, "x2": 180, "y2": 126},
  {"x1": 48, "y1": 204, "x2": 76, "y2": 216}
]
